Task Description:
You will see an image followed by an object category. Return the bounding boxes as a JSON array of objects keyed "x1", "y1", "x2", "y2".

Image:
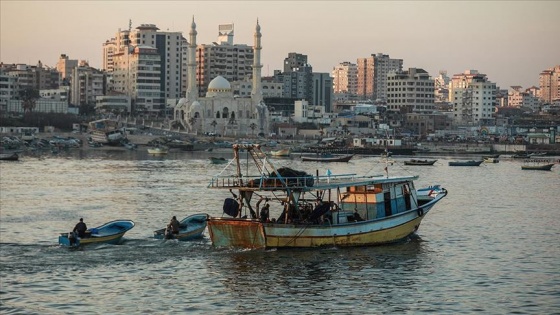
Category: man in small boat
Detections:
[
  {"x1": 73, "y1": 218, "x2": 87, "y2": 238},
  {"x1": 169, "y1": 216, "x2": 180, "y2": 235}
]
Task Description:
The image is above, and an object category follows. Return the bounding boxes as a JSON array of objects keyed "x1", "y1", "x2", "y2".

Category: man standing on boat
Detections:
[
  {"x1": 73, "y1": 218, "x2": 87, "y2": 238},
  {"x1": 169, "y1": 216, "x2": 180, "y2": 235}
]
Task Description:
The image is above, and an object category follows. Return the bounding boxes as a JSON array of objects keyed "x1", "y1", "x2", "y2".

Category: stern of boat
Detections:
[{"x1": 207, "y1": 218, "x2": 266, "y2": 249}]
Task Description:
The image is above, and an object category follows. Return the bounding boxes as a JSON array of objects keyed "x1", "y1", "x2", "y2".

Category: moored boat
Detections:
[
  {"x1": 521, "y1": 163, "x2": 554, "y2": 171},
  {"x1": 448, "y1": 160, "x2": 483, "y2": 166},
  {"x1": 416, "y1": 185, "x2": 447, "y2": 205},
  {"x1": 206, "y1": 144, "x2": 447, "y2": 249},
  {"x1": 58, "y1": 220, "x2": 135, "y2": 247},
  {"x1": 153, "y1": 213, "x2": 209, "y2": 241},
  {"x1": 301, "y1": 153, "x2": 354, "y2": 162},
  {"x1": 404, "y1": 159, "x2": 437, "y2": 166},
  {"x1": 483, "y1": 157, "x2": 499, "y2": 163}
]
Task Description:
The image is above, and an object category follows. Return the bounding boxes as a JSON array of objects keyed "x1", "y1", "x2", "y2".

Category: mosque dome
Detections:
[
  {"x1": 208, "y1": 76, "x2": 231, "y2": 91},
  {"x1": 176, "y1": 98, "x2": 187, "y2": 107}
]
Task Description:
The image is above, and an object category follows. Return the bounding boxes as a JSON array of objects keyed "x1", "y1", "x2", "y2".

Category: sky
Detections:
[{"x1": 1, "y1": 1, "x2": 559, "y2": 89}]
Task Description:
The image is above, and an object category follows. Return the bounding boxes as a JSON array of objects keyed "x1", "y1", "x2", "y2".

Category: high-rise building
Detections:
[
  {"x1": 195, "y1": 24, "x2": 255, "y2": 96},
  {"x1": 273, "y1": 52, "x2": 313, "y2": 102},
  {"x1": 312, "y1": 73, "x2": 333, "y2": 112},
  {"x1": 508, "y1": 86, "x2": 540, "y2": 111},
  {"x1": 70, "y1": 62, "x2": 105, "y2": 106},
  {"x1": 539, "y1": 65, "x2": 560, "y2": 104},
  {"x1": 357, "y1": 53, "x2": 403, "y2": 102},
  {"x1": 332, "y1": 61, "x2": 357, "y2": 97},
  {"x1": 449, "y1": 70, "x2": 496, "y2": 125},
  {"x1": 386, "y1": 68, "x2": 435, "y2": 113},
  {"x1": 102, "y1": 23, "x2": 186, "y2": 112}
]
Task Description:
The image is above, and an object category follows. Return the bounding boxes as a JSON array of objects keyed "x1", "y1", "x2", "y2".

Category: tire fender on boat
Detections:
[{"x1": 417, "y1": 208, "x2": 424, "y2": 217}]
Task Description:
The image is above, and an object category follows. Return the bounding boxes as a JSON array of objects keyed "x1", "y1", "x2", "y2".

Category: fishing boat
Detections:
[
  {"x1": 153, "y1": 213, "x2": 209, "y2": 241},
  {"x1": 0, "y1": 152, "x2": 19, "y2": 161},
  {"x1": 270, "y1": 148, "x2": 291, "y2": 157},
  {"x1": 521, "y1": 162, "x2": 554, "y2": 171},
  {"x1": 404, "y1": 159, "x2": 437, "y2": 166},
  {"x1": 416, "y1": 185, "x2": 446, "y2": 205},
  {"x1": 301, "y1": 153, "x2": 354, "y2": 162},
  {"x1": 88, "y1": 119, "x2": 126, "y2": 146},
  {"x1": 448, "y1": 160, "x2": 484, "y2": 166},
  {"x1": 209, "y1": 157, "x2": 228, "y2": 164},
  {"x1": 206, "y1": 144, "x2": 447, "y2": 249},
  {"x1": 58, "y1": 220, "x2": 135, "y2": 247},
  {"x1": 147, "y1": 146, "x2": 169, "y2": 155}
]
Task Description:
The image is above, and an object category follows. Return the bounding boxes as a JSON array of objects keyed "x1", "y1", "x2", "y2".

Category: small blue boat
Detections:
[
  {"x1": 153, "y1": 213, "x2": 208, "y2": 241},
  {"x1": 58, "y1": 220, "x2": 135, "y2": 247}
]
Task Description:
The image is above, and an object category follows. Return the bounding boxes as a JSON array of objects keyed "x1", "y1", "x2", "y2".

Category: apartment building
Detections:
[
  {"x1": 508, "y1": 86, "x2": 540, "y2": 111},
  {"x1": 539, "y1": 65, "x2": 560, "y2": 104},
  {"x1": 332, "y1": 61, "x2": 357, "y2": 101},
  {"x1": 357, "y1": 53, "x2": 403, "y2": 102},
  {"x1": 195, "y1": 24, "x2": 254, "y2": 96},
  {"x1": 70, "y1": 62, "x2": 105, "y2": 106},
  {"x1": 273, "y1": 52, "x2": 313, "y2": 102},
  {"x1": 386, "y1": 68, "x2": 435, "y2": 114},
  {"x1": 56, "y1": 54, "x2": 78, "y2": 82},
  {"x1": 449, "y1": 70, "x2": 496, "y2": 125},
  {"x1": 312, "y1": 72, "x2": 333, "y2": 112}
]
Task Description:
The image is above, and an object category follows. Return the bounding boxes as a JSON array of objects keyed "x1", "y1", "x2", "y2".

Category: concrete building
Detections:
[
  {"x1": 174, "y1": 19, "x2": 269, "y2": 137},
  {"x1": 508, "y1": 86, "x2": 541, "y2": 111},
  {"x1": 102, "y1": 23, "x2": 186, "y2": 110},
  {"x1": 357, "y1": 53, "x2": 403, "y2": 102},
  {"x1": 332, "y1": 61, "x2": 357, "y2": 100},
  {"x1": 195, "y1": 23, "x2": 255, "y2": 96},
  {"x1": 434, "y1": 70, "x2": 450, "y2": 103},
  {"x1": 312, "y1": 72, "x2": 333, "y2": 112},
  {"x1": 449, "y1": 70, "x2": 497, "y2": 125},
  {"x1": 386, "y1": 68, "x2": 435, "y2": 114},
  {"x1": 56, "y1": 54, "x2": 78, "y2": 82},
  {"x1": 39, "y1": 88, "x2": 68, "y2": 102},
  {"x1": 95, "y1": 92, "x2": 131, "y2": 113},
  {"x1": 230, "y1": 80, "x2": 283, "y2": 98},
  {"x1": 273, "y1": 52, "x2": 313, "y2": 102},
  {"x1": 0, "y1": 72, "x2": 18, "y2": 112},
  {"x1": 70, "y1": 63, "x2": 105, "y2": 106},
  {"x1": 539, "y1": 65, "x2": 560, "y2": 104}
]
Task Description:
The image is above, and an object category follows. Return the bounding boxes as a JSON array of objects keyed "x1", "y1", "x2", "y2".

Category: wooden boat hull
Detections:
[
  {"x1": 521, "y1": 164, "x2": 554, "y2": 171},
  {"x1": 270, "y1": 148, "x2": 291, "y2": 157},
  {"x1": 0, "y1": 153, "x2": 19, "y2": 161},
  {"x1": 301, "y1": 154, "x2": 354, "y2": 162},
  {"x1": 153, "y1": 213, "x2": 208, "y2": 241},
  {"x1": 448, "y1": 160, "x2": 483, "y2": 166},
  {"x1": 209, "y1": 157, "x2": 228, "y2": 164},
  {"x1": 148, "y1": 148, "x2": 169, "y2": 155},
  {"x1": 58, "y1": 220, "x2": 135, "y2": 247},
  {"x1": 404, "y1": 159, "x2": 436, "y2": 166},
  {"x1": 208, "y1": 195, "x2": 444, "y2": 249}
]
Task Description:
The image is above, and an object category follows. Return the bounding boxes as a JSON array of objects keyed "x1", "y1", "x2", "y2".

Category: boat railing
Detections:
[{"x1": 208, "y1": 173, "x2": 380, "y2": 190}]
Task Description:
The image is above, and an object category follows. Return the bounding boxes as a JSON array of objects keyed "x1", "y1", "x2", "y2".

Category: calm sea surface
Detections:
[{"x1": 1, "y1": 150, "x2": 559, "y2": 314}]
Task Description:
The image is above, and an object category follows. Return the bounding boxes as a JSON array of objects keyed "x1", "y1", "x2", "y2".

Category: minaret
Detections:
[
  {"x1": 251, "y1": 19, "x2": 263, "y2": 104},
  {"x1": 186, "y1": 16, "x2": 198, "y2": 102}
]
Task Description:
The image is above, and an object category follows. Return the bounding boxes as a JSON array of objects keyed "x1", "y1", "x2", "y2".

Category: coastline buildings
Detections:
[
  {"x1": 508, "y1": 86, "x2": 540, "y2": 111},
  {"x1": 357, "y1": 53, "x2": 403, "y2": 102},
  {"x1": 539, "y1": 65, "x2": 560, "y2": 104},
  {"x1": 449, "y1": 70, "x2": 496, "y2": 125},
  {"x1": 70, "y1": 62, "x2": 105, "y2": 107}
]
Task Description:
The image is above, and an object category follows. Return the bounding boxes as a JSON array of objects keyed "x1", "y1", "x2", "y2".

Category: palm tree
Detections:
[{"x1": 19, "y1": 88, "x2": 40, "y2": 114}]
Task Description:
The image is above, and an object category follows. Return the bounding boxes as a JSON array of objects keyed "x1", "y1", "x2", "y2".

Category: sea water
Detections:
[{"x1": 1, "y1": 151, "x2": 559, "y2": 314}]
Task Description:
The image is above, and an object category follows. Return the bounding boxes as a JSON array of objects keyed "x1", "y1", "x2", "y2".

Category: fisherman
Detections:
[
  {"x1": 169, "y1": 216, "x2": 180, "y2": 235},
  {"x1": 260, "y1": 203, "x2": 270, "y2": 223},
  {"x1": 73, "y1": 218, "x2": 87, "y2": 238}
]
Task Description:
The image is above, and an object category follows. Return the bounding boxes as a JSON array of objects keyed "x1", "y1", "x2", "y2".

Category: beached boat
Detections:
[
  {"x1": 147, "y1": 146, "x2": 169, "y2": 155},
  {"x1": 88, "y1": 119, "x2": 126, "y2": 146},
  {"x1": 301, "y1": 153, "x2": 354, "y2": 162},
  {"x1": 153, "y1": 213, "x2": 209, "y2": 241},
  {"x1": 270, "y1": 148, "x2": 291, "y2": 157},
  {"x1": 404, "y1": 159, "x2": 437, "y2": 166},
  {"x1": 521, "y1": 163, "x2": 554, "y2": 171},
  {"x1": 209, "y1": 157, "x2": 228, "y2": 164},
  {"x1": 0, "y1": 152, "x2": 19, "y2": 161},
  {"x1": 206, "y1": 144, "x2": 447, "y2": 249},
  {"x1": 448, "y1": 160, "x2": 484, "y2": 166},
  {"x1": 58, "y1": 220, "x2": 135, "y2": 247}
]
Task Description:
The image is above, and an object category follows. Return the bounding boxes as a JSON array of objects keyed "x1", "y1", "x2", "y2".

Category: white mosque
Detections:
[{"x1": 174, "y1": 18, "x2": 269, "y2": 137}]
